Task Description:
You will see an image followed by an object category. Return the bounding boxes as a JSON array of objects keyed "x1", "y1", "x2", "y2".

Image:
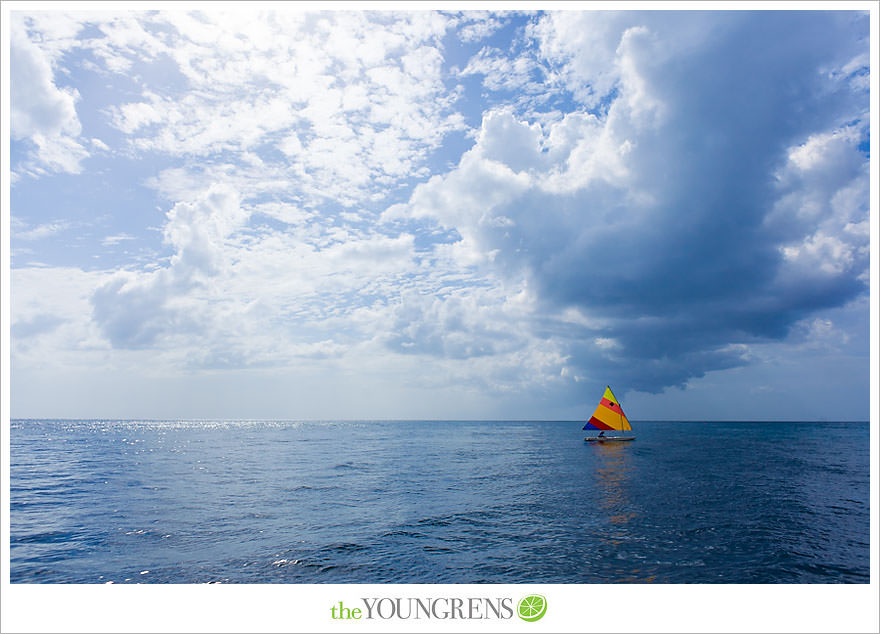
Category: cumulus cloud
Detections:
[
  {"x1": 10, "y1": 16, "x2": 89, "y2": 175},
  {"x1": 386, "y1": 285, "x2": 529, "y2": 360},
  {"x1": 91, "y1": 184, "x2": 247, "y2": 348},
  {"x1": 388, "y1": 11, "x2": 870, "y2": 394},
  {"x1": 88, "y1": 178, "x2": 429, "y2": 371}
]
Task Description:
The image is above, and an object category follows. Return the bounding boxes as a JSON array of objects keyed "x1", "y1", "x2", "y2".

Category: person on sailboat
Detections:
[{"x1": 598, "y1": 431, "x2": 605, "y2": 437}]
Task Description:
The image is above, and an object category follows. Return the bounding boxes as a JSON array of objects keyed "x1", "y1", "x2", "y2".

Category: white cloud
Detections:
[
  {"x1": 529, "y1": 11, "x2": 717, "y2": 110},
  {"x1": 11, "y1": 266, "x2": 113, "y2": 372},
  {"x1": 528, "y1": 11, "x2": 624, "y2": 108},
  {"x1": 101, "y1": 234, "x2": 136, "y2": 247},
  {"x1": 92, "y1": 184, "x2": 247, "y2": 348},
  {"x1": 14, "y1": 220, "x2": 71, "y2": 241},
  {"x1": 613, "y1": 25, "x2": 666, "y2": 126},
  {"x1": 772, "y1": 122, "x2": 869, "y2": 284},
  {"x1": 163, "y1": 184, "x2": 247, "y2": 276},
  {"x1": 594, "y1": 337, "x2": 621, "y2": 350},
  {"x1": 87, "y1": 175, "x2": 421, "y2": 370},
  {"x1": 787, "y1": 126, "x2": 863, "y2": 173},
  {"x1": 10, "y1": 16, "x2": 89, "y2": 175},
  {"x1": 460, "y1": 47, "x2": 539, "y2": 92},
  {"x1": 110, "y1": 93, "x2": 165, "y2": 134},
  {"x1": 781, "y1": 231, "x2": 856, "y2": 276},
  {"x1": 82, "y1": 11, "x2": 465, "y2": 207},
  {"x1": 456, "y1": 11, "x2": 511, "y2": 43}
]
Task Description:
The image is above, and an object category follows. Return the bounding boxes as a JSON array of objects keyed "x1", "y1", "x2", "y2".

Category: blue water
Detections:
[{"x1": 9, "y1": 420, "x2": 870, "y2": 583}]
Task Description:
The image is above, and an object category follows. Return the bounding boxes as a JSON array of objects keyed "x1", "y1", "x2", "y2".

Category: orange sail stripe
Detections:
[
  {"x1": 591, "y1": 405, "x2": 630, "y2": 430},
  {"x1": 599, "y1": 400, "x2": 630, "y2": 426}
]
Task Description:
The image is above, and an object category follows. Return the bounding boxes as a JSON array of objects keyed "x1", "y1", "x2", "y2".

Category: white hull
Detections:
[{"x1": 584, "y1": 436, "x2": 635, "y2": 442}]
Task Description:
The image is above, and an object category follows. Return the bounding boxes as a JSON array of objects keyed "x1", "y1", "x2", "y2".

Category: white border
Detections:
[
  {"x1": 2, "y1": 2, "x2": 878, "y2": 633},
  {"x1": 1, "y1": 583, "x2": 880, "y2": 633}
]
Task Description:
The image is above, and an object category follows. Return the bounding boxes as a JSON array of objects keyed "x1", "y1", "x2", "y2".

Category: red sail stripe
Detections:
[
  {"x1": 587, "y1": 416, "x2": 614, "y2": 430},
  {"x1": 600, "y1": 397, "x2": 621, "y2": 412}
]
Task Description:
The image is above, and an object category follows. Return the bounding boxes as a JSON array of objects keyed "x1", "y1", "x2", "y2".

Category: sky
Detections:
[{"x1": 4, "y1": 5, "x2": 875, "y2": 421}]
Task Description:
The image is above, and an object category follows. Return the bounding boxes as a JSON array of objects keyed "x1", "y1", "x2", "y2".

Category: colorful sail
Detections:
[{"x1": 582, "y1": 386, "x2": 632, "y2": 431}]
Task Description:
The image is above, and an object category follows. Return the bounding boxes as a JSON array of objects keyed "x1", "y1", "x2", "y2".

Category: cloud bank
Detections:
[{"x1": 9, "y1": 9, "x2": 871, "y2": 418}]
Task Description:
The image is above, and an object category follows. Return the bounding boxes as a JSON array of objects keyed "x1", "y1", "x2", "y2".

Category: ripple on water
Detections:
[{"x1": 9, "y1": 420, "x2": 870, "y2": 583}]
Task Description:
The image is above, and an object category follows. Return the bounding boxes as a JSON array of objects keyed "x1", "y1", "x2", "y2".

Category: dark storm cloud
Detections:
[{"x1": 395, "y1": 11, "x2": 869, "y2": 394}]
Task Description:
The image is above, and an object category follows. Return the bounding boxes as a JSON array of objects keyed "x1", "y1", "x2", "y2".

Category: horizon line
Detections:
[{"x1": 6, "y1": 417, "x2": 871, "y2": 424}]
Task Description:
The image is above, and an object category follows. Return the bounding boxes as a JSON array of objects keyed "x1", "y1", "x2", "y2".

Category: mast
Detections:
[
  {"x1": 618, "y1": 396, "x2": 622, "y2": 437},
  {"x1": 614, "y1": 386, "x2": 622, "y2": 437}
]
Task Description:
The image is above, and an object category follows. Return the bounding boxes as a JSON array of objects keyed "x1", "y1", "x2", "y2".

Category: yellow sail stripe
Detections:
[{"x1": 603, "y1": 386, "x2": 618, "y2": 406}]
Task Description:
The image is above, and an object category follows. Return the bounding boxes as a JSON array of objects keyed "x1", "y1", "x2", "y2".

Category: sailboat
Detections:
[{"x1": 583, "y1": 386, "x2": 635, "y2": 442}]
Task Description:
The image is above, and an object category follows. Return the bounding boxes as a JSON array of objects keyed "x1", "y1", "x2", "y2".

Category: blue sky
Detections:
[{"x1": 5, "y1": 7, "x2": 874, "y2": 420}]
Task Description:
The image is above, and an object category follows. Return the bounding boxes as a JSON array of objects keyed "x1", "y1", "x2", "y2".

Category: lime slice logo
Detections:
[{"x1": 517, "y1": 594, "x2": 547, "y2": 622}]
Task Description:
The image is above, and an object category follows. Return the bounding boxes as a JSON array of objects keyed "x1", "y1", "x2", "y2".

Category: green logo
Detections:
[{"x1": 517, "y1": 595, "x2": 547, "y2": 622}]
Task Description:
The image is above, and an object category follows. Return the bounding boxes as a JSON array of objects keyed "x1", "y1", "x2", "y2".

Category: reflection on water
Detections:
[
  {"x1": 587, "y1": 442, "x2": 655, "y2": 583},
  {"x1": 593, "y1": 442, "x2": 636, "y2": 528}
]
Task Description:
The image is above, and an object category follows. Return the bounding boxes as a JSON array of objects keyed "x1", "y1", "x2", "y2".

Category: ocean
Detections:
[{"x1": 9, "y1": 419, "x2": 870, "y2": 584}]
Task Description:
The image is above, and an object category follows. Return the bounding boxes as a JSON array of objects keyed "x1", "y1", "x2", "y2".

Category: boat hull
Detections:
[{"x1": 585, "y1": 436, "x2": 635, "y2": 442}]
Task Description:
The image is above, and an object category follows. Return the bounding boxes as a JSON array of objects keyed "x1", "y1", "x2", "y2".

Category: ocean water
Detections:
[{"x1": 9, "y1": 419, "x2": 870, "y2": 584}]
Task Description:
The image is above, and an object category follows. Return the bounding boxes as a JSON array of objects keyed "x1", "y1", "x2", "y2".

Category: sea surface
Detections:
[{"x1": 9, "y1": 419, "x2": 870, "y2": 583}]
